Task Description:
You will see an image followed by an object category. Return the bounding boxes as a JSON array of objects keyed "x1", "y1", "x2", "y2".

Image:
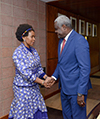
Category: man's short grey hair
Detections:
[{"x1": 54, "y1": 15, "x2": 72, "y2": 28}]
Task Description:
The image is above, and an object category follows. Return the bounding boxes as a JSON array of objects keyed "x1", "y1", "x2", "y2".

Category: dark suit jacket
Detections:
[{"x1": 52, "y1": 30, "x2": 92, "y2": 95}]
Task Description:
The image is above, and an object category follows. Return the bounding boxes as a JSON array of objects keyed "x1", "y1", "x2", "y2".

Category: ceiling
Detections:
[
  {"x1": 45, "y1": 0, "x2": 100, "y2": 23},
  {"x1": 40, "y1": 0, "x2": 58, "y2": 2}
]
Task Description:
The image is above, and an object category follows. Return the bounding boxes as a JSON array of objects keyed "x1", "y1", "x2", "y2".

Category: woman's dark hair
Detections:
[{"x1": 15, "y1": 24, "x2": 35, "y2": 42}]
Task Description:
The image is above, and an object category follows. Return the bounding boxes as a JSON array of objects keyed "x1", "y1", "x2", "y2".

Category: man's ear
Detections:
[{"x1": 62, "y1": 24, "x2": 67, "y2": 30}]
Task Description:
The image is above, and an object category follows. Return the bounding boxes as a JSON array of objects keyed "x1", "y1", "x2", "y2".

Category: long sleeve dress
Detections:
[{"x1": 8, "y1": 43, "x2": 48, "y2": 119}]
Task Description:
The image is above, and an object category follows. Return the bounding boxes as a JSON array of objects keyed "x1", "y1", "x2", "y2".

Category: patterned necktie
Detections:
[{"x1": 60, "y1": 39, "x2": 66, "y2": 54}]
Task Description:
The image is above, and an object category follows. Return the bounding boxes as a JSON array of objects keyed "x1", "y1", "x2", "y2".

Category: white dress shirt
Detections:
[{"x1": 60, "y1": 30, "x2": 73, "y2": 52}]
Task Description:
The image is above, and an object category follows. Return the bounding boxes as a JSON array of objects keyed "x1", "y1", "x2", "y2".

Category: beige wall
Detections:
[{"x1": 0, "y1": 0, "x2": 46, "y2": 117}]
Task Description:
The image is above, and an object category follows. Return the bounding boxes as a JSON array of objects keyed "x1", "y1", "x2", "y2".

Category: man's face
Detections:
[{"x1": 54, "y1": 22, "x2": 66, "y2": 39}]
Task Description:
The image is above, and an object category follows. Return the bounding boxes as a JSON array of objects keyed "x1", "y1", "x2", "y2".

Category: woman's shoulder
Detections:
[
  {"x1": 14, "y1": 44, "x2": 22, "y2": 51},
  {"x1": 13, "y1": 44, "x2": 23, "y2": 56}
]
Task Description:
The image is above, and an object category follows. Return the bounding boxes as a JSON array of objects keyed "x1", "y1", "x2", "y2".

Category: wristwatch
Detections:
[{"x1": 78, "y1": 93, "x2": 82, "y2": 97}]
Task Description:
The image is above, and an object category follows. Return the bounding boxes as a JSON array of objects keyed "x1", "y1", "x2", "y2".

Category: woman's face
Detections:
[{"x1": 23, "y1": 30, "x2": 35, "y2": 48}]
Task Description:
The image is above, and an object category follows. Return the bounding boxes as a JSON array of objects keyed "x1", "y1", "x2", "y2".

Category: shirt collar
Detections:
[{"x1": 64, "y1": 29, "x2": 73, "y2": 41}]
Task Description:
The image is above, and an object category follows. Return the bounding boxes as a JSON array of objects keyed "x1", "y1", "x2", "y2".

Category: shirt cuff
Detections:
[{"x1": 51, "y1": 76, "x2": 57, "y2": 80}]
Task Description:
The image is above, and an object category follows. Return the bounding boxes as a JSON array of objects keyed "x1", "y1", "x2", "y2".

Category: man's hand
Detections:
[
  {"x1": 77, "y1": 95, "x2": 85, "y2": 107},
  {"x1": 44, "y1": 77, "x2": 55, "y2": 88},
  {"x1": 50, "y1": 77, "x2": 55, "y2": 86}
]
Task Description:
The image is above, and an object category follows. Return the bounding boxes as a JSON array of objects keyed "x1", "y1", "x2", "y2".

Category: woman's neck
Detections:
[{"x1": 23, "y1": 42, "x2": 30, "y2": 48}]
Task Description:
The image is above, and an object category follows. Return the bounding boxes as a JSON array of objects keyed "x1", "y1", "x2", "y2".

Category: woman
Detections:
[{"x1": 8, "y1": 24, "x2": 53, "y2": 119}]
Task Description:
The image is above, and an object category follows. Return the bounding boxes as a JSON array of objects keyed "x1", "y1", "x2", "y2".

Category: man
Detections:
[{"x1": 51, "y1": 15, "x2": 92, "y2": 119}]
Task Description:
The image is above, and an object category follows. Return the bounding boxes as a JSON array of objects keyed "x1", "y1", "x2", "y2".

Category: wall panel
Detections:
[
  {"x1": 47, "y1": 32, "x2": 59, "y2": 59},
  {"x1": 46, "y1": 4, "x2": 100, "y2": 100},
  {"x1": 47, "y1": 4, "x2": 100, "y2": 76},
  {"x1": 46, "y1": 5, "x2": 58, "y2": 32},
  {"x1": 47, "y1": 59, "x2": 58, "y2": 76}
]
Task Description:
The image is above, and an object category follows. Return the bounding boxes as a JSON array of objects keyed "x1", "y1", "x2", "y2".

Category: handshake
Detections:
[{"x1": 42, "y1": 76, "x2": 55, "y2": 88}]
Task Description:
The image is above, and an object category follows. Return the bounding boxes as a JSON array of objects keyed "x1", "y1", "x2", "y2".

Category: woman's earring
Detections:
[{"x1": 23, "y1": 39, "x2": 25, "y2": 42}]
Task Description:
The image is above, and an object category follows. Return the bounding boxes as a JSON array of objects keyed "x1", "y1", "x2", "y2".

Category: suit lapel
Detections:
[{"x1": 59, "y1": 30, "x2": 75, "y2": 61}]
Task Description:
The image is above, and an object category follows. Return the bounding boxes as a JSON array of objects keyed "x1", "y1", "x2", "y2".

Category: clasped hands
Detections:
[{"x1": 43, "y1": 76, "x2": 55, "y2": 88}]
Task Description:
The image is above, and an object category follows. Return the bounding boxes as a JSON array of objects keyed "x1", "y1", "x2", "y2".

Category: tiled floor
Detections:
[{"x1": 45, "y1": 71, "x2": 100, "y2": 116}]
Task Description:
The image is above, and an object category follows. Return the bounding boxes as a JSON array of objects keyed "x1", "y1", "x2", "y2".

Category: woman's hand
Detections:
[{"x1": 43, "y1": 76, "x2": 55, "y2": 88}]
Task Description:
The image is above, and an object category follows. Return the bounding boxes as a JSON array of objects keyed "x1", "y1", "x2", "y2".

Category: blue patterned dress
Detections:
[{"x1": 8, "y1": 43, "x2": 48, "y2": 119}]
